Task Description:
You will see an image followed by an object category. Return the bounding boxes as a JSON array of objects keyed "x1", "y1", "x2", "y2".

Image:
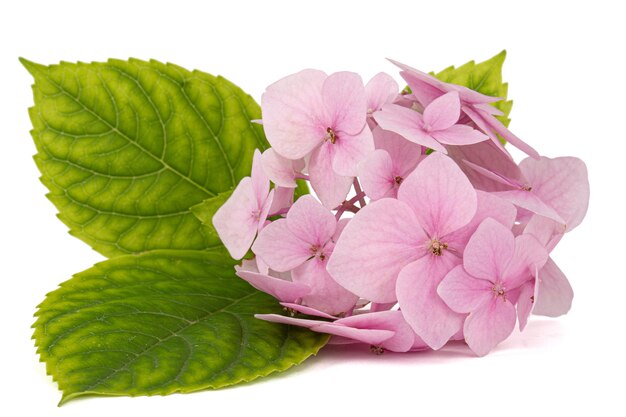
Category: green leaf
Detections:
[
  {"x1": 33, "y1": 249, "x2": 329, "y2": 405},
  {"x1": 22, "y1": 58, "x2": 270, "y2": 257},
  {"x1": 433, "y1": 50, "x2": 513, "y2": 127}
]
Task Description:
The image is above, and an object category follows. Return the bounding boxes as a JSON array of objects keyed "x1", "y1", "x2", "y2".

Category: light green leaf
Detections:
[
  {"x1": 33, "y1": 249, "x2": 329, "y2": 405},
  {"x1": 22, "y1": 58, "x2": 270, "y2": 257},
  {"x1": 433, "y1": 50, "x2": 513, "y2": 127}
]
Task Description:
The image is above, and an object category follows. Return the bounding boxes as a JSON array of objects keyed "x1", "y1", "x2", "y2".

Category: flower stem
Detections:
[{"x1": 353, "y1": 179, "x2": 367, "y2": 208}]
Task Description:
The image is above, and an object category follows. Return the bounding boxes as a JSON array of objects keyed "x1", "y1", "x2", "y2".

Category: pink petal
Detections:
[
  {"x1": 332, "y1": 126, "x2": 375, "y2": 177},
  {"x1": 396, "y1": 69, "x2": 445, "y2": 107},
  {"x1": 533, "y1": 257, "x2": 574, "y2": 317},
  {"x1": 372, "y1": 126, "x2": 423, "y2": 177},
  {"x1": 336, "y1": 310, "x2": 415, "y2": 352},
  {"x1": 396, "y1": 256, "x2": 465, "y2": 350},
  {"x1": 358, "y1": 149, "x2": 396, "y2": 200},
  {"x1": 366, "y1": 72, "x2": 399, "y2": 114},
  {"x1": 322, "y1": 71, "x2": 367, "y2": 135},
  {"x1": 462, "y1": 159, "x2": 523, "y2": 189},
  {"x1": 255, "y1": 314, "x2": 328, "y2": 328},
  {"x1": 212, "y1": 177, "x2": 259, "y2": 259},
  {"x1": 308, "y1": 142, "x2": 353, "y2": 209},
  {"x1": 261, "y1": 69, "x2": 327, "y2": 159},
  {"x1": 431, "y1": 124, "x2": 489, "y2": 146},
  {"x1": 492, "y1": 190, "x2": 565, "y2": 225},
  {"x1": 519, "y1": 156, "x2": 590, "y2": 232},
  {"x1": 463, "y1": 218, "x2": 515, "y2": 282},
  {"x1": 461, "y1": 105, "x2": 510, "y2": 159},
  {"x1": 251, "y1": 219, "x2": 312, "y2": 271},
  {"x1": 236, "y1": 270, "x2": 310, "y2": 302},
  {"x1": 446, "y1": 190, "x2": 517, "y2": 253},
  {"x1": 251, "y1": 149, "x2": 270, "y2": 207},
  {"x1": 313, "y1": 323, "x2": 395, "y2": 346},
  {"x1": 286, "y1": 195, "x2": 336, "y2": 247},
  {"x1": 398, "y1": 152, "x2": 477, "y2": 238},
  {"x1": 477, "y1": 107, "x2": 540, "y2": 159},
  {"x1": 327, "y1": 198, "x2": 428, "y2": 303},
  {"x1": 374, "y1": 104, "x2": 447, "y2": 153},
  {"x1": 292, "y1": 257, "x2": 359, "y2": 316},
  {"x1": 268, "y1": 186, "x2": 294, "y2": 215},
  {"x1": 503, "y1": 234, "x2": 548, "y2": 289},
  {"x1": 516, "y1": 279, "x2": 536, "y2": 331},
  {"x1": 446, "y1": 140, "x2": 522, "y2": 192},
  {"x1": 464, "y1": 297, "x2": 517, "y2": 356},
  {"x1": 279, "y1": 302, "x2": 338, "y2": 319},
  {"x1": 258, "y1": 188, "x2": 275, "y2": 233},
  {"x1": 524, "y1": 215, "x2": 564, "y2": 252},
  {"x1": 423, "y1": 91, "x2": 461, "y2": 131},
  {"x1": 261, "y1": 148, "x2": 298, "y2": 188},
  {"x1": 437, "y1": 264, "x2": 493, "y2": 313}
]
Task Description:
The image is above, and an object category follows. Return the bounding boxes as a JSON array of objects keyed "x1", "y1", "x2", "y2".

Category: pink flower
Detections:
[
  {"x1": 357, "y1": 126, "x2": 423, "y2": 200},
  {"x1": 437, "y1": 218, "x2": 548, "y2": 356},
  {"x1": 252, "y1": 195, "x2": 358, "y2": 315},
  {"x1": 365, "y1": 72, "x2": 399, "y2": 117},
  {"x1": 261, "y1": 70, "x2": 374, "y2": 208},
  {"x1": 389, "y1": 59, "x2": 540, "y2": 159},
  {"x1": 373, "y1": 91, "x2": 489, "y2": 153},
  {"x1": 212, "y1": 150, "x2": 274, "y2": 259},
  {"x1": 235, "y1": 259, "x2": 311, "y2": 304},
  {"x1": 328, "y1": 152, "x2": 516, "y2": 349}
]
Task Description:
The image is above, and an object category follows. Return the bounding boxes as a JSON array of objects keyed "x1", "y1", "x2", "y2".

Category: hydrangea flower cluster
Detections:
[{"x1": 213, "y1": 61, "x2": 589, "y2": 356}]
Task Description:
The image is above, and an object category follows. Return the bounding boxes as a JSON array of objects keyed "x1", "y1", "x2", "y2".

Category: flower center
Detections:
[
  {"x1": 310, "y1": 244, "x2": 327, "y2": 261},
  {"x1": 492, "y1": 283, "x2": 507, "y2": 301},
  {"x1": 325, "y1": 127, "x2": 337, "y2": 144},
  {"x1": 394, "y1": 176, "x2": 403, "y2": 185},
  {"x1": 429, "y1": 239, "x2": 448, "y2": 256},
  {"x1": 520, "y1": 184, "x2": 533, "y2": 191}
]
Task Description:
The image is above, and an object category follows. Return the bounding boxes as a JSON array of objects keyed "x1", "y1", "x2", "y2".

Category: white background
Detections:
[{"x1": 1, "y1": 0, "x2": 624, "y2": 415}]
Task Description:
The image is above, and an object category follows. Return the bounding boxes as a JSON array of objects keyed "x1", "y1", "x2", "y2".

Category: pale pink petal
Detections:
[
  {"x1": 446, "y1": 190, "x2": 517, "y2": 253},
  {"x1": 370, "y1": 302, "x2": 397, "y2": 312},
  {"x1": 398, "y1": 152, "x2": 477, "y2": 238},
  {"x1": 437, "y1": 264, "x2": 493, "y2": 313},
  {"x1": 212, "y1": 177, "x2": 258, "y2": 259},
  {"x1": 313, "y1": 323, "x2": 395, "y2": 346},
  {"x1": 516, "y1": 279, "x2": 535, "y2": 331},
  {"x1": 461, "y1": 105, "x2": 510, "y2": 159},
  {"x1": 366, "y1": 72, "x2": 399, "y2": 114},
  {"x1": 533, "y1": 257, "x2": 574, "y2": 317},
  {"x1": 431, "y1": 124, "x2": 489, "y2": 146},
  {"x1": 332, "y1": 218, "x2": 350, "y2": 243},
  {"x1": 279, "y1": 302, "x2": 338, "y2": 319},
  {"x1": 372, "y1": 126, "x2": 423, "y2": 177},
  {"x1": 257, "y1": 188, "x2": 274, "y2": 232},
  {"x1": 332, "y1": 126, "x2": 375, "y2": 176},
  {"x1": 503, "y1": 234, "x2": 548, "y2": 289},
  {"x1": 327, "y1": 198, "x2": 428, "y2": 303},
  {"x1": 423, "y1": 91, "x2": 461, "y2": 131},
  {"x1": 322, "y1": 71, "x2": 367, "y2": 135},
  {"x1": 524, "y1": 215, "x2": 564, "y2": 252},
  {"x1": 292, "y1": 258, "x2": 359, "y2": 316},
  {"x1": 358, "y1": 149, "x2": 396, "y2": 200},
  {"x1": 255, "y1": 314, "x2": 327, "y2": 328},
  {"x1": 285, "y1": 195, "x2": 336, "y2": 247},
  {"x1": 236, "y1": 270, "x2": 311, "y2": 302},
  {"x1": 251, "y1": 219, "x2": 312, "y2": 271},
  {"x1": 477, "y1": 107, "x2": 540, "y2": 159},
  {"x1": 446, "y1": 140, "x2": 521, "y2": 191},
  {"x1": 251, "y1": 149, "x2": 270, "y2": 207},
  {"x1": 336, "y1": 311, "x2": 415, "y2": 352},
  {"x1": 462, "y1": 159, "x2": 523, "y2": 188},
  {"x1": 410, "y1": 334, "x2": 431, "y2": 351},
  {"x1": 257, "y1": 314, "x2": 396, "y2": 346},
  {"x1": 261, "y1": 69, "x2": 327, "y2": 159},
  {"x1": 396, "y1": 256, "x2": 464, "y2": 350},
  {"x1": 463, "y1": 218, "x2": 515, "y2": 281},
  {"x1": 464, "y1": 297, "x2": 517, "y2": 356},
  {"x1": 492, "y1": 190, "x2": 565, "y2": 225},
  {"x1": 308, "y1": 143, "x2": 353, "y2": 209},
  {"x1": 396, "y1": 69, "x2": 444, "y2": 107},
  {"x1": 373, "y1": 104, "x2": 447, "y2": 153},
  {"x1": 268, "y1": 186, "x2": 293, "y2": 215},
  {"x1": 261, "y1": 148, "x2": 297, "y2": 188},
  {"x1": 235, "y1": 258, "x2": 260, "y2": 273},
  {"x1": 519, "y1": 156, "x2": 590, "y2": 231}
]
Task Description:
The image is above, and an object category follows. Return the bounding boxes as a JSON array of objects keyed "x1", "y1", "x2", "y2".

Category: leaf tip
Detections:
[{"x1": 19, "y1": 57, "x2": 45, "y2": 76}]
